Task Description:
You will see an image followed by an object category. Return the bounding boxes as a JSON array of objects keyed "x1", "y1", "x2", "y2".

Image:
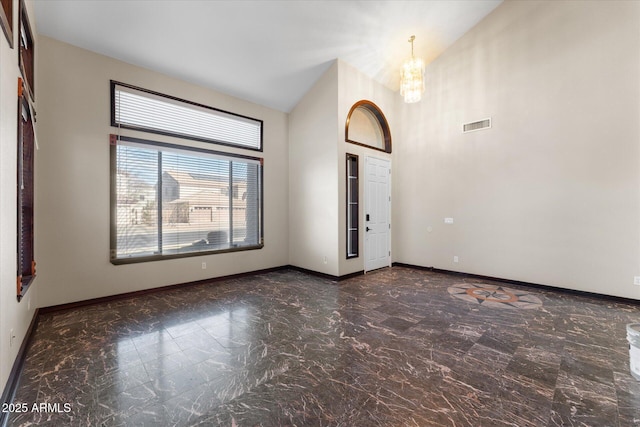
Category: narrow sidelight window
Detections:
[{"x1": 346, "y1": 153, "x2": 359, "y2": 258}]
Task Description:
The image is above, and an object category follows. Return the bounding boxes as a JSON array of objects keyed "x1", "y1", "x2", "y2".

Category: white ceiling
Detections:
[{"x1": 33, "y1": 0, "x2": 502, "y2": 112}]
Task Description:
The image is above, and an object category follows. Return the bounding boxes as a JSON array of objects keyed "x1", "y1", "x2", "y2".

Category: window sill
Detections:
[{"x1": 111, "y1": 243, "x2": 264, "y2": 265}]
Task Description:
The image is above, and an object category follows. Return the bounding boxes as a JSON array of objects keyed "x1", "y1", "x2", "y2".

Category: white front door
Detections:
[{"x1": 365, "y1": 156, "x2": 390, "y2": 272}]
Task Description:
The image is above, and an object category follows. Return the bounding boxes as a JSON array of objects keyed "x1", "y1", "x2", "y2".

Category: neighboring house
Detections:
[
  {"x1": 161, "y1": 170, "x2": 247, "y2": 225},
  {"x1": 115, "y1": 171, "x2": 155, "y2": 226}
]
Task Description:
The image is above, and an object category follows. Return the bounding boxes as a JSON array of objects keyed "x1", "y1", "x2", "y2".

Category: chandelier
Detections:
[{"x1": 400, "y1": 35, "x2": 425, "y2": 103}]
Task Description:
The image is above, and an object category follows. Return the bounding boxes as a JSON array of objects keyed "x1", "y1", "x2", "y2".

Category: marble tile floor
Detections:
[{"x1": 6, "y1": 267, "x2": 640, "y2": 426}]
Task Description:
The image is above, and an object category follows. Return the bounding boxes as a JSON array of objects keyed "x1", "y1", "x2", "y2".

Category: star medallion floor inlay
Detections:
[{"x1": 448, "y1": 282, "x2": 543, "y2": 309}]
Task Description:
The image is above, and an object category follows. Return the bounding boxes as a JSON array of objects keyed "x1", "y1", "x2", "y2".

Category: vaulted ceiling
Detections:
[{"x1": 34, "y1": 0, "x2": 502, "y2": 112}]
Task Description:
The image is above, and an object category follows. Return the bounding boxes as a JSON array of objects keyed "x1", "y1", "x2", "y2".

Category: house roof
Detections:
[{"x1": 163, "y1": 170, "x2": 234, "y2": 188}]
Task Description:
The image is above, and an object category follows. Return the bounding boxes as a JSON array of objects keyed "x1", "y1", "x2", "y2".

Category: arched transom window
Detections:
[{"x1": 345, "y1": 100, "x2": 391, "y2": 153}]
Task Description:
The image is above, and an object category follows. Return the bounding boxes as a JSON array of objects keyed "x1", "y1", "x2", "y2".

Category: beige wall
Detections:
[
  {"x1": 288, "y1": 61, "x2": 340, "y2": 276},
  {"x1": 35, "y1": 36, "x2": 289, "y2": 307},
  {"x1": 5, "y1": 2, "x2": 640, "y2": 396},
  {"x1": 0, "y1": 0, "x2": 39, "y2": 397},
  {"x1": 337, "y1": 60, "x2": 395, "y2": 276},
  {"x1": 288, "y1": 59, "x2": 396, "y2": 277},
  {"x1": 393, "y1": 1, "x2": 640, "y2": 298}
]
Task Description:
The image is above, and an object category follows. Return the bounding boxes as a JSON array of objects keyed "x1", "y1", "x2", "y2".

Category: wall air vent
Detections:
[{"x1": 463, "y1": 118, "x2": 491, "y2": 133}]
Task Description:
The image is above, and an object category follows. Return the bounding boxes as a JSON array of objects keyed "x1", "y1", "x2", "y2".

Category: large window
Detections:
[
  {"x1": 0, "y1": 0, "x2": 13, "y2": 47},
  {"x1": 111, "y1": 81, "x2": 263, "y2": 151},
  {"x1": 111, "y1": 136, "x2": 263, "y2": 264},
  {"x1": 19, "y1": 0, "x2": 34, "y2": 99},
  {"x1": 17, "y1": 78, "x2": 35, "y2": 299}
]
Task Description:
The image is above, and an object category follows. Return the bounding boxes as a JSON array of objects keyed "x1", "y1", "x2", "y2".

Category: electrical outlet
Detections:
[
  {"x1": 444, "y1": 218, "x2": 454, "y2": 224},
  {"x1": 201, "y1": 262, "x2": 206, "y2": 270},
  {"x1": 453, "y1": 256, "x2": 459, "y2": 263},
  {"x1": 323, "y1": 256, "x2": 328, "y2": 265},
  {"x1": 634, "y1": 276, "x2": 640, "y2": 286}
]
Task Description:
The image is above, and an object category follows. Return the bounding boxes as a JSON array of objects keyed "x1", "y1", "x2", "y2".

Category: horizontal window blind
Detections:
[
  {"x1": 18, "y1": 91, "x2": 35, "y2": 290},
  {"x1": 112, "y1": 82, "x2": 262, "y2": 150},
  {"x1": 112, "y1": 137, "x2": 262, "y2": 263}
]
